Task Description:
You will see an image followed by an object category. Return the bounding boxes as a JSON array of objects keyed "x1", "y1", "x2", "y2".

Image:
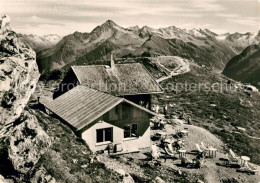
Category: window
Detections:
[
  {"x1": 124, "y1": 124, "x2": 138, "y2": 138},
  {"x1": 96, "y1": 128, "x2": 112, "y2": 143}
]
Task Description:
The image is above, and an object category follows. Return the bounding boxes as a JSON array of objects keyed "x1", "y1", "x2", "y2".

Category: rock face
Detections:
[
  {"x1": 8, "y1": 111, "x2": 51, "y2": 173},
  {"x1": 0, "y1": 15, "x2": 40, "y2": 126},
  {"x1": 0, "y1": 110, "x2": 52, "y2": 181},
  {"x1": 0, "y1": 110, "x2": 51, "y2": 169},
  {"x1": 0, "y1": 14, "x2": 50, "y2": 182},
  {"x1": 0, "y1": 15, "x2": 46, "y2": 181}
]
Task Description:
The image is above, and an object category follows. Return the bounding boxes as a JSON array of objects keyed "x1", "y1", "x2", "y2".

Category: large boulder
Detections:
[
  {"x1": 0, "y1": 15, "x2": 40, "y2": 125},
  {"x1": 8, "y1": 111, "x2": 51, "y2": 173},
  {"x1": 0, "y1": 110, "x2": 51, "y2": 180}
]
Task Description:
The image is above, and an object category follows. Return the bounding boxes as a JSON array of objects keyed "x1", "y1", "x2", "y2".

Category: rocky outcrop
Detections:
[
  {"x1": 0, "y1": 14, "x2": 48, "y2": 182},
  {"x1": 8, "y1": 111, "x2": 51, "y2": 173},
  {"x1": 0, "y1": 15, "x2": 10, "y2": 32},
  {"x1": 0, "y1": 110, "x2": 52, "y2": 181},
  {"x1": 29, "y1": 166, "x2": 56, "y2": 183},
  {"x1": 0, "y1": 15, "x2": 40, "y2": 126}
]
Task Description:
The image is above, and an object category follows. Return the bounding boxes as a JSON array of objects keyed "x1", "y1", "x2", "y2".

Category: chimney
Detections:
[{"x1": 110, "y1": 53, "x2": 115, "y2": 69}]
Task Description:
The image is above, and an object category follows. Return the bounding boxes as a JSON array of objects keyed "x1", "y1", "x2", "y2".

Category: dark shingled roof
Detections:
[
  {"x1": 42, "y1": 85, "x2": 157, "y2": 131},
  {"x1": 71, "y1": 63, "x2": 163, "y2": 96}
]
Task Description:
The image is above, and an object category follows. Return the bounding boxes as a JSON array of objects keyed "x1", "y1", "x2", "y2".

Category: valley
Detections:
[{"x1": 223, "y1": 44, "x2": 260, "y2": 90}]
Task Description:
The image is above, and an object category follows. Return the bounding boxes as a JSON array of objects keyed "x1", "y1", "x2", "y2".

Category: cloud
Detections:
[
  {"x1": 216, "y1": 13, "x2": 259, "y2": 27},
  {"x1": 227, "y1": 17, "x2": 259, "y2": 26},
  {"x1": 1, "y1": 0, "x2": 222, "y2": 17},
  {"x1": 216, "y1": 13, "x2": 241, "y2": 18},
  {"x1": 15, "y1": 16, "x2": 64, "y2": 26},
  {"x1": 187, "y1": 0, "x2": 226, "y2": 12},
  {"x1": 1, "y1": 0, "x2": 259, "y2": 35},
  {"x1": 216, "y1": 12, "x2": 259, "y2": 28},
  {"x1": 14, "y1": 24, "x2": 66, "y2": 35},
  {"x1": 14, "y1": 21, "x2": 99, "y2": 36}
]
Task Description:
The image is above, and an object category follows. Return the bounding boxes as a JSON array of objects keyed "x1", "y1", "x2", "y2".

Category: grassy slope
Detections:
[{"x1": 156, "y1": 64, "x2": 260, "y2": 164}]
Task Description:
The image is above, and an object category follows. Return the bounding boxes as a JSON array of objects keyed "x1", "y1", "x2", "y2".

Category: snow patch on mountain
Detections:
[
  {"x1": 188, "y1": 28, "x2": 207, "y2": 38},
  {"x1": 18, "y1": 34, "x2": 63, "y2": 52},
  {"x1": 216, "y1": 33, "x2": 230, "y2": 40}
]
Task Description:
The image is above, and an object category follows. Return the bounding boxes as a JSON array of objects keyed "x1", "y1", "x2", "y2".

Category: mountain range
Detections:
[
  {"x1": 18, "y1": 34, "x2": 63, "y2": 52},
  {"x1": 33, "y1": 20, "x2": 260, "y2": 74}
]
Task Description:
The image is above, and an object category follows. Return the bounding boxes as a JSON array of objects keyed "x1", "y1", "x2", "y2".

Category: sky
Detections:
[{"x1": 0, "y1": 0, "x2": 259, "y2": 36}]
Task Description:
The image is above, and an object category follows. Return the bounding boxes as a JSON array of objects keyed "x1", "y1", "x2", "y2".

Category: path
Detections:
[{"x1": 156, "y1": 56, "x2": 191, "y2": 83}]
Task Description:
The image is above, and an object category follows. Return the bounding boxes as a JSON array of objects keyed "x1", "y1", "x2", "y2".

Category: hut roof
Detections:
[
  {"x1": 71, "y1": 63, "x2": 163, "y2": 96},
  {"x1": 41, "y1": 85, "x2": 157, "y2": 131}
]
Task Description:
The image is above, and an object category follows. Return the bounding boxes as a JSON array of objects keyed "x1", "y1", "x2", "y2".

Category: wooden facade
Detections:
[{"x1": 80, "y1": 102, "x2": 151, "y2": 135}]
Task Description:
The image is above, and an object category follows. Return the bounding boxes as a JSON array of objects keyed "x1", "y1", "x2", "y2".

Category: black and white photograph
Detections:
[{"x1": 0, "y1": 0, "x2": 260, "y2": 182}]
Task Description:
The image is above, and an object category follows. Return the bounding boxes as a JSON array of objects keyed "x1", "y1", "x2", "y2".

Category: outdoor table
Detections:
[
  {"x1": 241, "y1": 156, "x2": 250, "y2": 166},
  {"x1": 208, "y1": 147, "x2": 217, "y2": 158},
  {"x1": 180, "y1": 130, "x2": 189, "y2": 137},
  {"x1": 178, "y1": 149, "x2": 187, "y2": 158}
]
